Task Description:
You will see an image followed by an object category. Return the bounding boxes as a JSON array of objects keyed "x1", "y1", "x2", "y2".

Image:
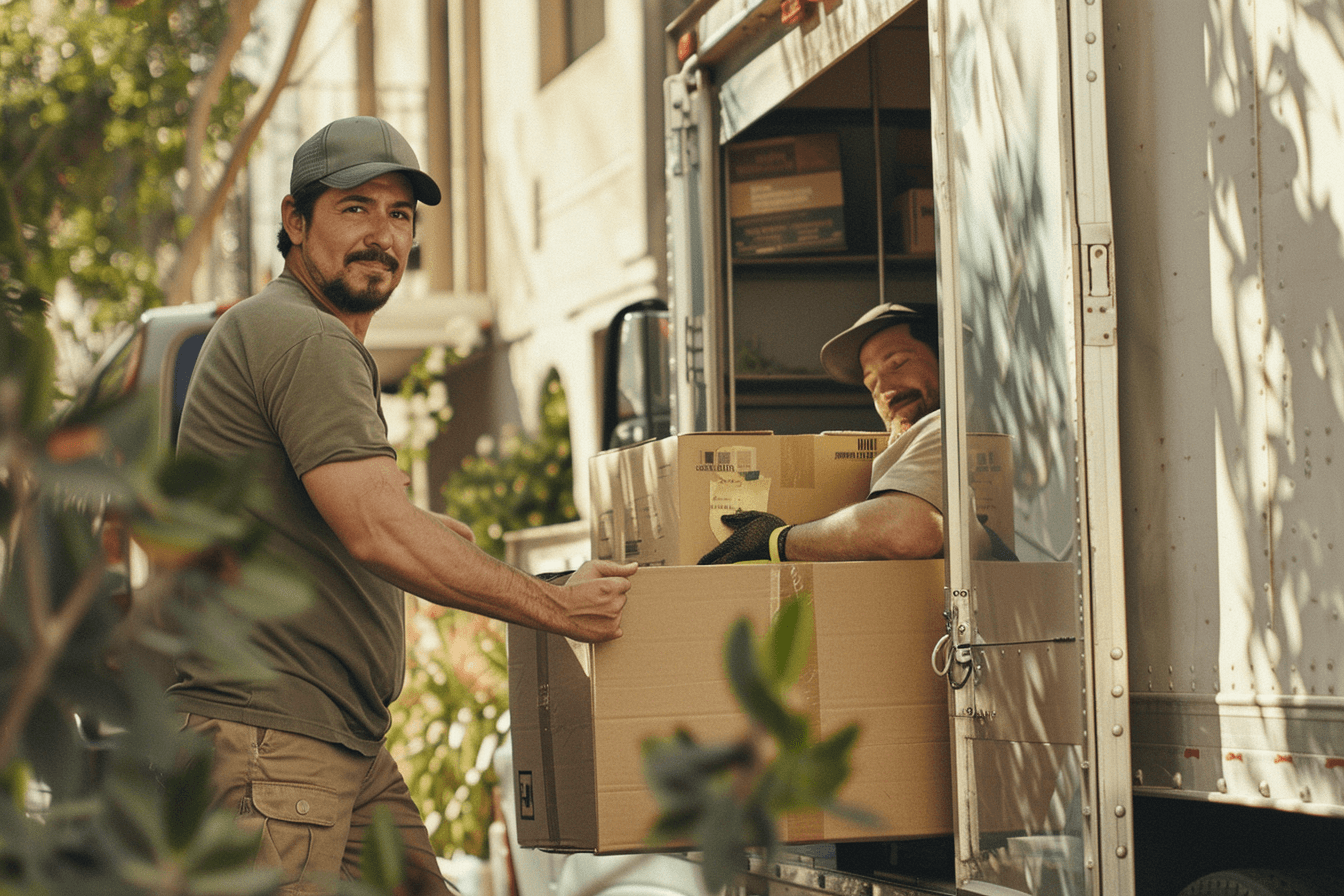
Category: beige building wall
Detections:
[{"x1": 477, "y1": 0, "x2": 666, "y2": 517}]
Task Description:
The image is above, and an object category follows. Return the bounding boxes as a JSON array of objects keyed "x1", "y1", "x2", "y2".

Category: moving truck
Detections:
[
  {"x1": 578, "y1": 1, "x2": 1344, "y2": 894},
  {"x1": 510, "y1": 1, "x2": 1344, "y2": 895}
]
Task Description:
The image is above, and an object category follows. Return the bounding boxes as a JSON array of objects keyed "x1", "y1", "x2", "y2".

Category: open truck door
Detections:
[{"x1": 930, "y1": 1, "x2": 1132, "y2": 893}]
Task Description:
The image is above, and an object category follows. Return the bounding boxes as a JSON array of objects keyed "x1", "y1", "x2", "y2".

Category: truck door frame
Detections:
[{"x1": 930, "y1": 0, "x2": 1133, "y2": 892}]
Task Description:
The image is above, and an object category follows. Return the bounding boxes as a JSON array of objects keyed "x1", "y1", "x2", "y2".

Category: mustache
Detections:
[{"x1": 345, "y1": 248, "x2": 399, "y2": 273}]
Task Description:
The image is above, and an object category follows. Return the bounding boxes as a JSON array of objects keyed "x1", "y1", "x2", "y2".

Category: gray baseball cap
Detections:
[
  {"x1": 819, "y1": 303, "x2": 928, "y2": 385},
  {"x1": 290, "y1": 116, "x2": 441, "y2": 206}
]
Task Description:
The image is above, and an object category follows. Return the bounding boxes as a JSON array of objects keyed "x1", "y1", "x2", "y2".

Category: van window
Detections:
[
  {"x1": 169, "y1": 332, "x2": 208, "y2": 446},
  {"x1": 538, "y1": 0, "x2": 604, "y2": 84}
]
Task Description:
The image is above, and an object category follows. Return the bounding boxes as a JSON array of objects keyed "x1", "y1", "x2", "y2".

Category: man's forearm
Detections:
[
  {"x1": 302, "y1": 456, "x2": 629, "y2": 641},
  {"x1": 784, "y1": 492, "x2": 944, "y2": 561},
  {"x1": 357, "y1": 504, "x2": 571, "y2": 629}
]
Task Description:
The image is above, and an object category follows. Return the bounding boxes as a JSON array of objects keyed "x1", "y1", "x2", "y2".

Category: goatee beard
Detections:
[
  {"x1": 321, "y1": 276, "x2": 391, "y2": 314},
  {"x1": 308, "y1": 248, "x2": 399, "y2": 314}
]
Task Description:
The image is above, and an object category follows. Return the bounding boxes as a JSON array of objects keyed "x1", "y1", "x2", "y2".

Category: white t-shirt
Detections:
[{"x1": 868, "y1": 413, "x2": 943, "y2": 512}]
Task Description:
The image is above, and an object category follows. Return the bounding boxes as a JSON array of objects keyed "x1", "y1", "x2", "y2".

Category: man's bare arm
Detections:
[
  {"x1": 302, "y1": 455, "x2": 633, "y2": 642},
  {"x1": 782, "y1": 491, "x2": 945, "y2": 561}
]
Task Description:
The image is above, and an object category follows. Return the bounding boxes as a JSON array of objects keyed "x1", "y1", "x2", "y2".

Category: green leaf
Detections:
[
  {"x1": 359, "y1": 805, "x2": 405, "y2": 891},
  {"x1": 724, "y1": 618, "x2": 806, "y2": 749},
  {"x1": 22, "y1": 696, "x2": 85, "y2": 800},
  {"x1": 161, "y1": 752, "x2": 215, "y2": 851},
  {"x1": 173, "y1": 864, "x2": 283, "y2": 896},
  {"x1": 819, "y1": 799, "x2": 884, "y2": 830},
  {"x1": 173, "y1": 601, "x2": 278, "y2": 683},
  {"x1": 106, "y1": 774, "x2": 172, "y2": 861},
  {"x1": 179, "y1": 810, "x2": 267, "y2": 878},
  {"x1": 219, "y1": 558, "x2": 313, "y2": 620},
  {"x1": 762, "y1": 593, "x2": 813, "y2": 689},
  {"x1": 694, "y1": 791, "x2": 750, "y2": 892},
  {"x1": 771, "y1": 723, "x2": 861, "y2": 812}
]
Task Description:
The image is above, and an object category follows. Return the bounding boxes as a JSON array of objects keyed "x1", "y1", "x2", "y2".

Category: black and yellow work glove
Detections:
[{"x1": 697, "y1": 510, "x2": 792, "y2": 565}]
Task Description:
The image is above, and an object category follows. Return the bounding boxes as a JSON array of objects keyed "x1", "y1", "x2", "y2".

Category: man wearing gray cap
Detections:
[
  {"x1": 700, "y1": 303, "x2": 1010, "y2": 565},
  {"x1": 174, "y1": 117, "x2": 635, "y2": 894}
]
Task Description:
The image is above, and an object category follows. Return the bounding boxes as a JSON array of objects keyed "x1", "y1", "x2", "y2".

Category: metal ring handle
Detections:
[
  {"x1": 931, "y1": 633, "x2": 953, "y2": 677},
  {"x1": 933, "y1": 633, "x2": 974, "y2": 689}
]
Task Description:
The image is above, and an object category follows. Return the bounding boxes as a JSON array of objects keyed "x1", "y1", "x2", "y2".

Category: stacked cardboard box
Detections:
[
  {"x1": 589, "y1": 431, "x2": 884, "y2": 567},
  {"x1": 590, "y1": 431, "x2": 1015, "y2": 565},
  {"x1": 728, "y1": 133, "x2": 847, "y2": 257},
  {"x1": 507, "y1": 560, "x2": 953, "y2": 853}
]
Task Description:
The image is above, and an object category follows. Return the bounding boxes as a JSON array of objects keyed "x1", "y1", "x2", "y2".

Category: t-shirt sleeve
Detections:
[
  {"x1": 868, "y1": 419, "x2": 944, "y2": 513},
  {"x1": 262, "y1": 331, "x2": 396, "y2": 478}
]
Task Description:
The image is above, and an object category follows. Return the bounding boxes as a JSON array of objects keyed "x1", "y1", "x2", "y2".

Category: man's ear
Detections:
[{"x1": 281, "y1": 195, "x2": 306, "y2": 247}]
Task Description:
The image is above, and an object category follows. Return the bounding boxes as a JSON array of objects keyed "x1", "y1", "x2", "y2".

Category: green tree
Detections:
[
  {"x1": 1, "y1": 0, "x2": 320, "y2": 371},
  {"x1": 0, "y1": 0, "x2": 252, "y2": 327}
]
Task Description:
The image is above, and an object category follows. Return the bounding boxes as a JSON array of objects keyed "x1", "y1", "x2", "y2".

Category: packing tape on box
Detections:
[
  {"x1": 531, "y1": 628, "x2": 563, "y2": 842},
  {"x1": 773, "y1": 563, "x2": 826, "y2": 840}
]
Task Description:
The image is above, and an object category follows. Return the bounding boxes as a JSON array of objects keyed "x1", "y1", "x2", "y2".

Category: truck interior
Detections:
[{"x1": 716, "y1": 8, "x2": 935, "y2": 437}]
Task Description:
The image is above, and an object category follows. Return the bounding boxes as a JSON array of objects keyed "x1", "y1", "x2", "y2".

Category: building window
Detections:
[{"x1": 539, "y1": 0, "x2": 604, "y2": 84}]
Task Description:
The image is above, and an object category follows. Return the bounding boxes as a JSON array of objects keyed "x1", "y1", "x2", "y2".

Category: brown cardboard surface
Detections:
[
  {"x1": 728, "y1": 133, "x2": 846, "y2": 257},
  {"x1": 507, "y1": 560, "x2": 953, "y2": 853},
  {"x1": 590, "y1": 432, "x2": 883, "y2": 567}
]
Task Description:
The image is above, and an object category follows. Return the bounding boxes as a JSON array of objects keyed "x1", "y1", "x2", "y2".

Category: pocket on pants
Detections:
[{"x1": 251, "y1": 781, "x2": 340, "y2": 885}]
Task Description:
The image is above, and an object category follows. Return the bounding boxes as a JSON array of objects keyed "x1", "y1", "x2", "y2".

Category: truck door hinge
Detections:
[
  {"x1": 665, "y1": 77, "x2": 698, "y2": 177},
  {"x1": 685, "y1": 314, "x2": 706, "y2": 386}
]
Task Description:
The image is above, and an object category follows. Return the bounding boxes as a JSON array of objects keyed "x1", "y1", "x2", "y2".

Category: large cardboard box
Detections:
[
  {"x1": 728, "y1": 133, "x2": 846, "y2": 257},
  {"x1": 507, "y1": 561, "x2": 952, "y2": 853},
  {"x1": 589, "y1": 432, "x2": 883, "y2": 567}
]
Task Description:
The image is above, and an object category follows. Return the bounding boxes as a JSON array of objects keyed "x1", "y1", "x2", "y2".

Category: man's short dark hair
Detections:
[{"x1": 276, "y1": 182, "x2": 329, "y2": 256}]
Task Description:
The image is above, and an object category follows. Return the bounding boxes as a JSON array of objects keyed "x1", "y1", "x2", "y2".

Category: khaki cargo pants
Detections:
[{"x1": 184, "y1": 714, "x2": 456, "y2": 896}]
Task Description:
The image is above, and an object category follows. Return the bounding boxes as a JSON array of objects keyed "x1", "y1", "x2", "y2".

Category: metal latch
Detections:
[{"x1": 1082, "y1": 240, "x2": 1116, "y2": 347}]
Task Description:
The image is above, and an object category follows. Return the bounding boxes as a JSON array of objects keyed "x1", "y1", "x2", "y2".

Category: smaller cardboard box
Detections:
[
  {"x1": 892, "y1": 187, "x2": 935, "y2": 254},
  {"x1": 507, "y1": 561, "x2": 953, "y2": 853},
  {"x1": 589, "y1": 432, "x2": 884, "y2": 567},
  {"x1": 728, "y1": 133, "x2": 846, "y2": 257}
]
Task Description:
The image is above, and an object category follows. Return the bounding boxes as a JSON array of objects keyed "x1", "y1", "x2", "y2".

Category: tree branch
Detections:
[
  {"x1": 162, "y1": 0, "x2": 321, "y2": 306},
  {"x1": 182, "y1": 0, "x2": 261, "y2": 218},
  {"x1": 0, "y1": 509, "x2": 109, "y2": 770}
]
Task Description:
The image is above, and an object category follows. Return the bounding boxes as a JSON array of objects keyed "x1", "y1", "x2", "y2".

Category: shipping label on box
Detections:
[
  {"x1": 507, "y1": 560, "x2": 955, "y2": 853},
  {"x1": 590, "y1": 432, "x2": 884, "y2": 567},
  {"x1": 728, "y1": 133, "x2": 846, "y2": 257},
  {"x1": 967, "y1": 432, "x2": 1014, "y2": 550}
]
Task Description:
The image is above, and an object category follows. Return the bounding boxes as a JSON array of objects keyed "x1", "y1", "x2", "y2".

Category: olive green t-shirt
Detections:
[{"x1": 171, "y1": 273, "x2": 401, "y2": 756}]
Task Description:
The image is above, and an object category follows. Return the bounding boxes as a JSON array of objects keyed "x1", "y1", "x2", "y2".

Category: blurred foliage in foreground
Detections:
[{"x1": 0, "y1": 298, "x2": 417, "y2": 894}]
